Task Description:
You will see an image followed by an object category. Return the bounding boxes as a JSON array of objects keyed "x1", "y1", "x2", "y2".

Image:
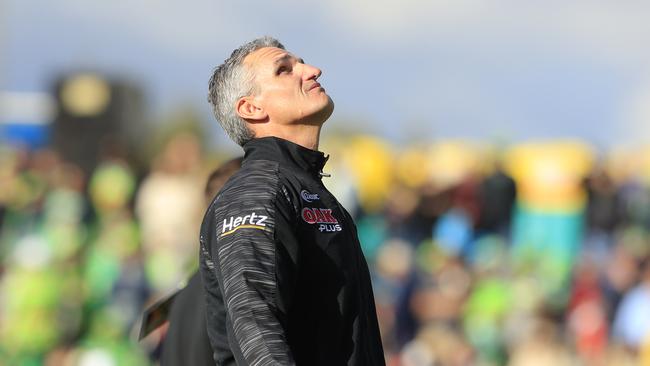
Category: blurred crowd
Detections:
[
  {"x1": 2, "y1": 132, "x2": 650, "y2": 365},
  {"x1": 0, "y1": 131, "x2": 207, "y2": 365}
]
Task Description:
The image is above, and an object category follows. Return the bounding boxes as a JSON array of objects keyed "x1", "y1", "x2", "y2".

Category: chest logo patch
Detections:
[
  {"x1": 302, "y1": 207, "x2": 342, "y2": 232},
  {"x1": 300, "y1": 190, "x2": 320, "y2": 202}
]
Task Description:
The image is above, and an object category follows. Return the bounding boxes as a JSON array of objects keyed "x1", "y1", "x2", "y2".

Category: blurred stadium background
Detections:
[{"x1": 3, "y1": 1, "x2": 650, "y2": 365}]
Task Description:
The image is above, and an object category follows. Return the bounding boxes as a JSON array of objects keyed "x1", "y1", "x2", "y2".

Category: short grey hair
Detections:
[{"x1": 208, "y1": 37, "x2": 285, "y2": 146}]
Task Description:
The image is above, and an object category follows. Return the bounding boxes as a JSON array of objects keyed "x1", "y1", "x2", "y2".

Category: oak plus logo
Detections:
[
  {"x1": 220, "y1": 212, "x2": 268, "y2": 237},
  {"x1": 302, "y1": 207, "x2": 342, "y2": 232},
  {"x1": 300, "y1": 190, "x2": 320, "y2": 203}
]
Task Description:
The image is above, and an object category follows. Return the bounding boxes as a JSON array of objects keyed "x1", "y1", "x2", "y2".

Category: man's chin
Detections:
[
  {"x1": 299, "y1": 98, "x2": 334, "y2": 126},
  {"x1": 320, "y1": 98, "x2": 335, "y2": 123}
]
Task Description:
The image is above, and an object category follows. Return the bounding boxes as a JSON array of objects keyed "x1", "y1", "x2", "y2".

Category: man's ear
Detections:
[{"x1": 235, "y1": 97, "x2": 267, "y2": 121}]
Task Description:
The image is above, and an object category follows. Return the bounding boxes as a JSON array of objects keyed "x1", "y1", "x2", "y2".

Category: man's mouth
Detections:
[{"x1": 307, "y1": 82, "x2": 322, "y2": 91}]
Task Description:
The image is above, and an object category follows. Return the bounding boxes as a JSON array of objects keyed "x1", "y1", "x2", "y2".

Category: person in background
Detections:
[
  {"x1": 136, "y1": 132, "x2": 204, "y2": 295},
  {"x1": 613, "y1": 258, "x2": 650, "y2": 349}
]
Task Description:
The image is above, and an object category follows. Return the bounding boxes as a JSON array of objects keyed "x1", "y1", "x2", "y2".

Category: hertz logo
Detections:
[{"x1": 220, "y1": 212, "x2": 269, "y2": 237}]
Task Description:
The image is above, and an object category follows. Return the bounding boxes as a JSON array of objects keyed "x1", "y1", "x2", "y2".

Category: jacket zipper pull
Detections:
[{"x1": 319, "y1": 171, "x2": 331, "y2": 178}]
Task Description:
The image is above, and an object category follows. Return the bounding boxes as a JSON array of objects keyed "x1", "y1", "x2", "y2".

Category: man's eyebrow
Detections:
[
  {"x1": 274, "y1": 54, "x2": 293, "y2": 65},
  {"x1": 273, "y1": 54, "x2": 304, "y2": 65}
]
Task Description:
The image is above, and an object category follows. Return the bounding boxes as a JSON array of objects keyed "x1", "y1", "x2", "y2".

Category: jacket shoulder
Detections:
[
  {"x1": 218, "y1": 159, "x2": 281, "y2": 200},
  {"x1": 209, "y1": 160, "x2": 281, "y2": 222},
  {"x1": 202, "y1": 159, "x2": 300, "y2": 238}
]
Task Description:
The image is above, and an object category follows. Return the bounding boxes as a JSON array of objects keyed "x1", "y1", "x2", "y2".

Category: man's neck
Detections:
[{"x1": 253, "y1": 124, "x2": 322, "y2": 151}]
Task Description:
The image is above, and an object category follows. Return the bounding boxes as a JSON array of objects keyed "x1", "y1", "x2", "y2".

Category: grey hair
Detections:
[{"x1": 208, "y1": 36, "x2": 285, "y2": 146}]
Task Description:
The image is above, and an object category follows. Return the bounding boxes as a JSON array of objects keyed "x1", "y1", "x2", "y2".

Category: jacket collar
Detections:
[{"x1": 243, "y1": 136, "x2": 329, "y2": 177}]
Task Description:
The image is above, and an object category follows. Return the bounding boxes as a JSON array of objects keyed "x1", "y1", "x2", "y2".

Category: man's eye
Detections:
[{"x1": 277, "y1": 66, "x2": 291, "y2": 74}]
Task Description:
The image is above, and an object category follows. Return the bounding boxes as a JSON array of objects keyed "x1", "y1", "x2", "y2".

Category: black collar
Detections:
[{"x1": 243, "y1": 137, "x2": 329, "y2": 178}]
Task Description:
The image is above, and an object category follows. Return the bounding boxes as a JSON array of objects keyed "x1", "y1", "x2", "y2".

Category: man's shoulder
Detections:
[
  {"x1": 208, "y1": 159, "x2": 284, "y2": 212},
  {"x1": 203, "y1": 160, "x2": 287, "y2": 242},
  {"x1": 204, "y1": 158, "x2": 300, "y2": 229}
]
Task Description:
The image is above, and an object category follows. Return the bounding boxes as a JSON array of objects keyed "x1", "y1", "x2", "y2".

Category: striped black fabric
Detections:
[
  {"x1": 200, "y1": 137, "x2": 386, "y2": 366},
  {"x1": 201, "y1": 160, "x2": 295, "y2": 365}
]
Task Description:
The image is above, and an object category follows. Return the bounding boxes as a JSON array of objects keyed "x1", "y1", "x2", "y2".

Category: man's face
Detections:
[{"x1": 243, "y1": 47, "x2": 334, "y2": 126}]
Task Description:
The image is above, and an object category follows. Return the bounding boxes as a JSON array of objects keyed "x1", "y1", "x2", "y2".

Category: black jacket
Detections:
[
  {"x1": 199, "y1": 136, "x2": 385, "y2": 365},
  {"x1": 161, "y1": 271, "x2": 214, "y2": 366}
]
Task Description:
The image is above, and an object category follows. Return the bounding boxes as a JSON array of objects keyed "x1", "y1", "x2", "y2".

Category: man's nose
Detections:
[{"x1": 301, "y1": 63, "x2": 322, "y2": 80}]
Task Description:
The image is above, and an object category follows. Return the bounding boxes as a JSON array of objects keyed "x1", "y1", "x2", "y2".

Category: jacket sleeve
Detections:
[{"x1": 211, "y1": 179, "x2": 298, "y2": 366}]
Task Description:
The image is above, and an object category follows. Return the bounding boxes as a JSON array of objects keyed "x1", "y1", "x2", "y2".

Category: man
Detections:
[{"x1": 200, "y1": 37, "x2": 385, "y2": 365}]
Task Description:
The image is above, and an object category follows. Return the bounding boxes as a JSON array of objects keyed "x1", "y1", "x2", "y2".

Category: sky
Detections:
[{"x1": 3, "y1": 0, "x2": 650, "y2": 148}]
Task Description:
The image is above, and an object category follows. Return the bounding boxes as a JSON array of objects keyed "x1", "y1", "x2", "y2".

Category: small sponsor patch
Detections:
[
  {"x1": 300, "y1": 190, "x2": 320, "y2": 202},
  {"x1": 318, "y1": 223, "x2": 342, "y2": 232},
  {"x1": 302, "y1": 207, "x2": 343, "y2": 232},
  {"x1": 302, "y1": 207, "x2": 337, "y2": 224},
  {"x1": 220, "y1": 212, "x2": 269, "y2": 237}
]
